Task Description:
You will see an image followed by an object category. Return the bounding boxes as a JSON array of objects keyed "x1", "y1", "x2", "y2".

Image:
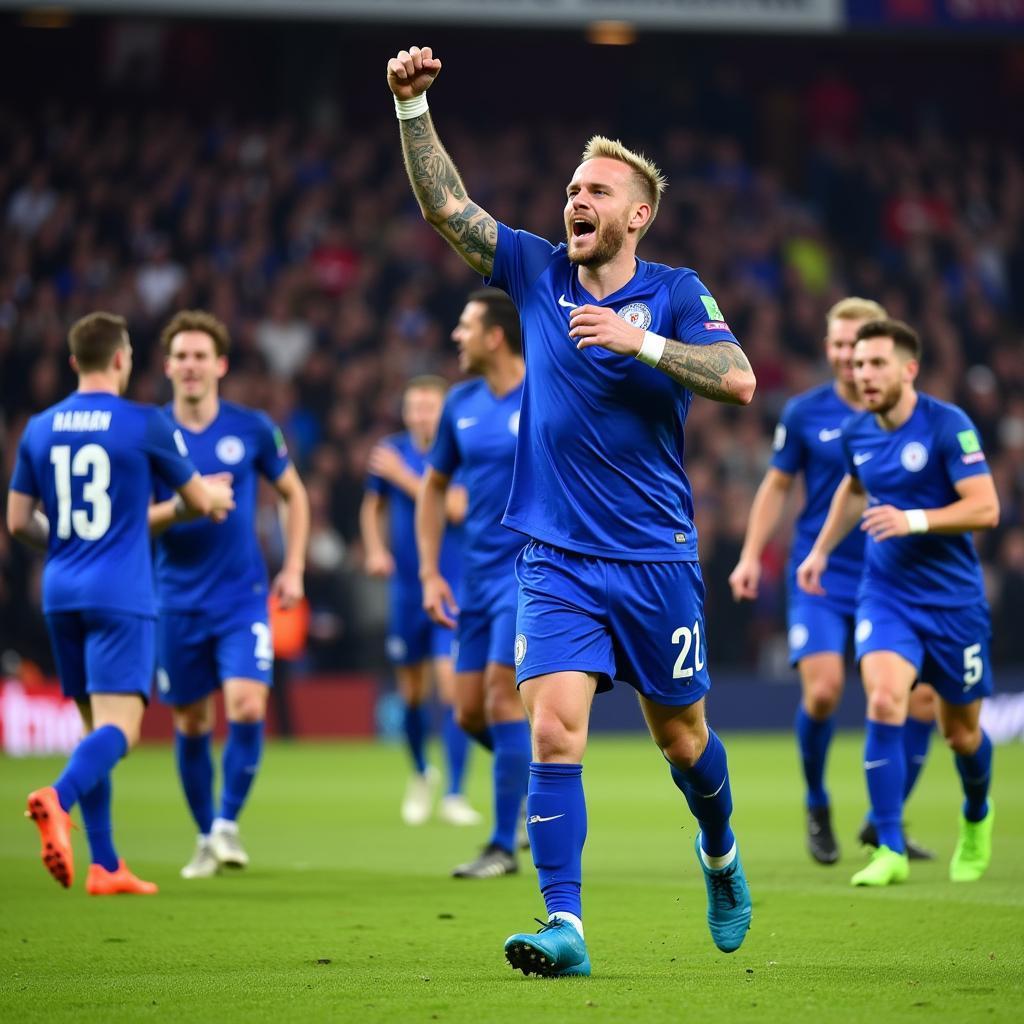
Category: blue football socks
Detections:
[
  {"x1": 175, "y1": 731, "x2": 215, "y2": 835},
  {"x1": 490, "y1": 721, "x2": 531, "y2": 852},
  {"x1": 670, "y1": 728, "x2": 736, "y2": 858},
  {"x1": 527, "y1": 762, "x2": 586, "y2": 921},
  {"x1": 864, "y1": 720, "x2": 906, "y2": 852},
  {"x1": 79, "y1": 774, "x2": 120, "y2": 872},
  {"x1": 955, "y1": 730, "x2": 993, "y2": 823},
  {"x1": 902, "y1": 715, "x2": 933, "y2": 800},
  {"x1": 402, "y1": 702, "x2": 429, "y2": 776},
  {"x1": 219, "y1": 721, "x2": 264, "y2": 822},
  {"x1": 441, "y1": 704, "x2": 470, "y2": 796},
  {"x1": 795, "y1": 705, "x2": 834, "y2": 810},
  {"x1": 53, "y1": 723, "x2": 128, "y2": 813}
]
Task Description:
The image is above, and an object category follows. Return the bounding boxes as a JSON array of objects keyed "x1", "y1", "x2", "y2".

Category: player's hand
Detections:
[
  {"x1": 367, "y1": 444, "x2": 407, "y2": 485},
  {"x1": 387, "y1": 45, "x2": 442, "y2": 101},
  {"x1": 365, "y1": 548, "x2": 395, "y2": 578},
  {"x1": 271, "y1": 566, "x2": 304, "y2": 610},
  {"x1": 203, "y1": 472, "x2": 235, "y2": 523},
  {"x1": 796, "y1": 550, "x2": 828, "y2": 596},
  {"x1": 861, "y1": 504, "x2": 911, "y2": 542},
  {"x1": 729, "y1": 556, "x2": 761, "y2": 601},
  {"x1": 421, "y1": 571, "x2": 459, "y2": 629},
  {"x1": 569, "y1": 304, "x2": 645, "y2": 357}
]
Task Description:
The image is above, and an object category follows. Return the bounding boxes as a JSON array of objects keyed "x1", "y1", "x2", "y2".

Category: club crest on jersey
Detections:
[
  {"x1": 215, "y1": 435, "x2": 245, "y2": 465},
  {"x1": 617, "y1": 302, "x2": 652, "y2": 331},
  {"x1": 514, "y1": 634, "x2": 528, "y2": 666},
  {"x1": 508, "y1": 411, "x2": 520, "y2": 437},
  {"x1": 900, "y1": 441, "x2": 928, "y2": 473}
]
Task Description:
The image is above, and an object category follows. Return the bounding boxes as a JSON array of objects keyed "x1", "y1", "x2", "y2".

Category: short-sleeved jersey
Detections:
[
  {"x1": 429, "y1": 378, "x2": 524, "y2": 610},
  {"x1": 154, "y1": 401, "x2": 290, "y2": 612},
  {"x1": 10, "y1": 391, "x2": 195, "y2": 616},
  {"x1": 365, "y1": 431, "x2": 461, "y2": 596},
  {"x1": 771, "y1": 382, "x2": 863, "y2": 596},
  {"x1": 842, "y1": 393, "x2": 990, "y2": 608},
  {"x1": 486, "y1": 223, "x2": 740, "y2": 561}
]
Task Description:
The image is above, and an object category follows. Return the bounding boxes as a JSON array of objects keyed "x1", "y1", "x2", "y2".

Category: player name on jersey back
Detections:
[{"x1": 52, "y1": 410, "x2": 112, "y2": 432}]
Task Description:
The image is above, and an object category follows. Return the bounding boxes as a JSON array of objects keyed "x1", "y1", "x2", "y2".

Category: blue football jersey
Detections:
[
  {"x1": 154, "y1": 401, "x2": 289, "y2": 611},
  {"x1": 485, "y1": 223, "x2": 740, "y2": 561},
  {"x1": 842, "y1": 393, "x2": 990, "y2": 608},
  {"x1": 771, "y1": 382, "x2": 863, "y2": 597},
  {"x1": 9, "y1": 391, "x2": 195, "y2": 616},
  {"x1": 429, "y1": 378, "x2": 524, "y2": 610},
  {"x1": 365, "y1": 431, "x2": 462, "y2": 595}
]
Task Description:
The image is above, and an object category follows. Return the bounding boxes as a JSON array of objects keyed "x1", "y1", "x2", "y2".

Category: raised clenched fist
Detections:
[{"x1": 386, "y1": 45, "x2": 442, "y2": 101}]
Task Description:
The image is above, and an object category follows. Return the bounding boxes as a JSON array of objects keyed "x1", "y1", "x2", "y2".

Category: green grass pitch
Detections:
[{"x1": 1, "y1": 732, "x2": 1022, "y2": 1023}]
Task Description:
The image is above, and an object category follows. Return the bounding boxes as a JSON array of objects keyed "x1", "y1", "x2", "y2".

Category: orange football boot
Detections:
[
  {"x1": 86, "y1": 860, "x2": 159, "y2": 895},
  {"x1": 26, "y1": 786, "x2": 74, "y2": 888}
]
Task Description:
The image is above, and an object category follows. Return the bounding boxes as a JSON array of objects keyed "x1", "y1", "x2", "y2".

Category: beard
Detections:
[
  {"x1": 863, "y1": 379, "x2": 903, "y2": 415},
  {"x1": 567, "y1": 217, "x2": 627, "y2": 268}
]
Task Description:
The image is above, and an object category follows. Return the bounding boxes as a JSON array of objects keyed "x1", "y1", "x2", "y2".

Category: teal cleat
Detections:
[
  {"x1": 504, "y1": 918, "x2": 591, "y2": 978},
  {"x1": 696, "y1": 833, "x2": 752, "y2": 953}
]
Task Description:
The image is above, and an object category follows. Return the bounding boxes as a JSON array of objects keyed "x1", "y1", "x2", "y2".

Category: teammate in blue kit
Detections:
[
  {"x1": 148, "y1": 310, "x2": 309, "y2": 879},
  {"x1": 389, "y1": 45, "x2": 756, "y2": 974},
  {"x1": 730, "y1": 298, "x2": 936, "y2": 864},
  {"x1": 798, "y1": 319, "x2": 999, "y2": 887},
  {"x1": 417, "y1": 288, "x2": 530, "y2": 879},
  {"x1": 7, "y1": 311, "x2": 231, "y2": 894},
  {"x1": 360, "y1": 376, "x2": 478, "y2": 828}
]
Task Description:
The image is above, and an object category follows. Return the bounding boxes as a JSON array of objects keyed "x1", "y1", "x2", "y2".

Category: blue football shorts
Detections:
[
  {"x1": 854, "y1": 595, "x2": 993, "y2": 705},
  {"x1": 514, "y1": 540, "x2": 710, "y2": 707},
  {"x1": 385, "y1": 588, "x2": 455, "y2": 666},
  {"x1": 786, "y1": 587, "x2": 856, "y2": 666},
  {"x1": 156, "y1": 599, "x2": 272, "y2": 706},
  {"x1": 46, "y1": 609, "x2": 155, "y2": 702},
  {"x1": 455, "y1": 602, "x2": 517, "y2": 674}
]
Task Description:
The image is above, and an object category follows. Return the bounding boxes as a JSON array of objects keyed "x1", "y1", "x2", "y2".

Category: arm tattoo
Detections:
[
  {"x1": 656, "y1": 341, "x2": 754, "y2": 404},
  {"x1": 399, "y1": 112, "x2": 496, "y2": 274}
]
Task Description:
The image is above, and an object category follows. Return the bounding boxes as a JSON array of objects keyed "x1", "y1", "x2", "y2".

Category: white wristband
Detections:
[
  {"x1": 636, "y1": 331, "x2": 666, "y2": 368},
  {"x1": 904, "y1": 509, "x2": 929, "y2": 534},
  {"x1": 394, "y1": 94, "x2": 429, "y2": 120}
]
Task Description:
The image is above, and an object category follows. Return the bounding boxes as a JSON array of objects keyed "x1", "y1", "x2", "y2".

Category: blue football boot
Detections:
[
  {"x1": 695, "y1": 833, "x2": 752, "y2": 953},
  {"x1": 504, "y1": 918, "x2": 591, "y2": 977}
]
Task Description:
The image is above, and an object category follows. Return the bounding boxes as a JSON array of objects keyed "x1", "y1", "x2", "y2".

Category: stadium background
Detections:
[{"x1": 2, "y1": 0, "x2": 1024, "y2": 744}]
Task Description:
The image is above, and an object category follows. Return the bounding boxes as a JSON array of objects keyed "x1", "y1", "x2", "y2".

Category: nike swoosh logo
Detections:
[
  {"x1": 527, "y1": 814, "x2": 565, "y2": 824},
  {"x1": 557, "y1": 295, "x2": 576, "y2": 309},
  {"x1": 456, "y1": 417, "x2": 478, "y2": 430},
  {"x1": 853, "y1": 452, "x2": 873, "y2": 466},
  {"x1": 863, "y1": 759, "x2": 889, "y2": 769},
  {"x1": 818, "y1": 428, "x2": 842, "y2": 442}
]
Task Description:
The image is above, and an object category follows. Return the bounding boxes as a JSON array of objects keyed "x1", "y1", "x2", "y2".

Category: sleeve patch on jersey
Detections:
[
  {"x1": 703, "y1": 320, "x2": 730, "y2": 331},
  {"x1": 957, "y1": 429, "x2": 981, "y2": 455},
  {"x1": 772, "y1": 423, "x2": 787, "y2": 452},
  {"x1": 961, "y1": 451, "x2": 986, "y2": 465},
  {"x1": 273, "y1": 426, "x2": 288, "y2": 458},
  {"x1": 172, "y1": 429, "x2": 189, "y2": 458},
  {"x1": 700, "y1": 295, "x2": 725, "y2": 322}
]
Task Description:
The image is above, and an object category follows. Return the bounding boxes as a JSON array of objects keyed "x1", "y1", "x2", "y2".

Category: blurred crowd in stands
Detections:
[{"x1": 2, "y1": 34, "x2": 1023, "y2": 679}]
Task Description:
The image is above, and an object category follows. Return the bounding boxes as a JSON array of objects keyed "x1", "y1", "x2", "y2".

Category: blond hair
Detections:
[
  {"x1": 581, "y1": 135, "x2": 667, "y2": 237},
  {"x1": 826, "y1": 297, "x2": 887, "y2": 326}
]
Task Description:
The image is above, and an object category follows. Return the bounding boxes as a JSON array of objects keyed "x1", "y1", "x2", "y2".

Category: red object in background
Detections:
[
  {"x1": 1, "y1": 674, "x2": 377, "y2": 755},
  {"x1": 269, "y1": 594, "x2": 310, "y2": 661},
  {"x1": 139, "y1": 674, "x2": 377, "y2": 741}
]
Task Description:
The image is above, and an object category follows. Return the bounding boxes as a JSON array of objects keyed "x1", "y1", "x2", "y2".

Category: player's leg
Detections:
[
  {"x1": 899, "y1": 683, "x2": 937, "y2": 860},
  {"x1": 208, "y1": 677, "x2": 268, "y2": 866},
  {"x1": 940, "y1": 698, "x2": 995, "y2": 881},
  {"x1": 503, "y1": 669, "x2": 596, "y2": 977},
  {"x1": 432, "y1": 628, "x2": 479, "y2": 825},
  {"x1": 795, "y1": 651, "x2": 845, "y2": 864},
  {"x1": 395, "y1": 661, "x2": 438, "y2": 825},
  {"x1": 851, "y1": 649, "x2": 916, "y2": 886},
  {"x1": 503, "y1": 542, "x2": 611, "y2": 977},
  {"x1": 158, "y1": 611, "x2": 220, "y2": 877},
  {"x1": 641, "y1": 695, "x2": 751, "y2": 953},
  {"x1": 81, "y1": 691, "x2": 157, "y2": 895}
]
